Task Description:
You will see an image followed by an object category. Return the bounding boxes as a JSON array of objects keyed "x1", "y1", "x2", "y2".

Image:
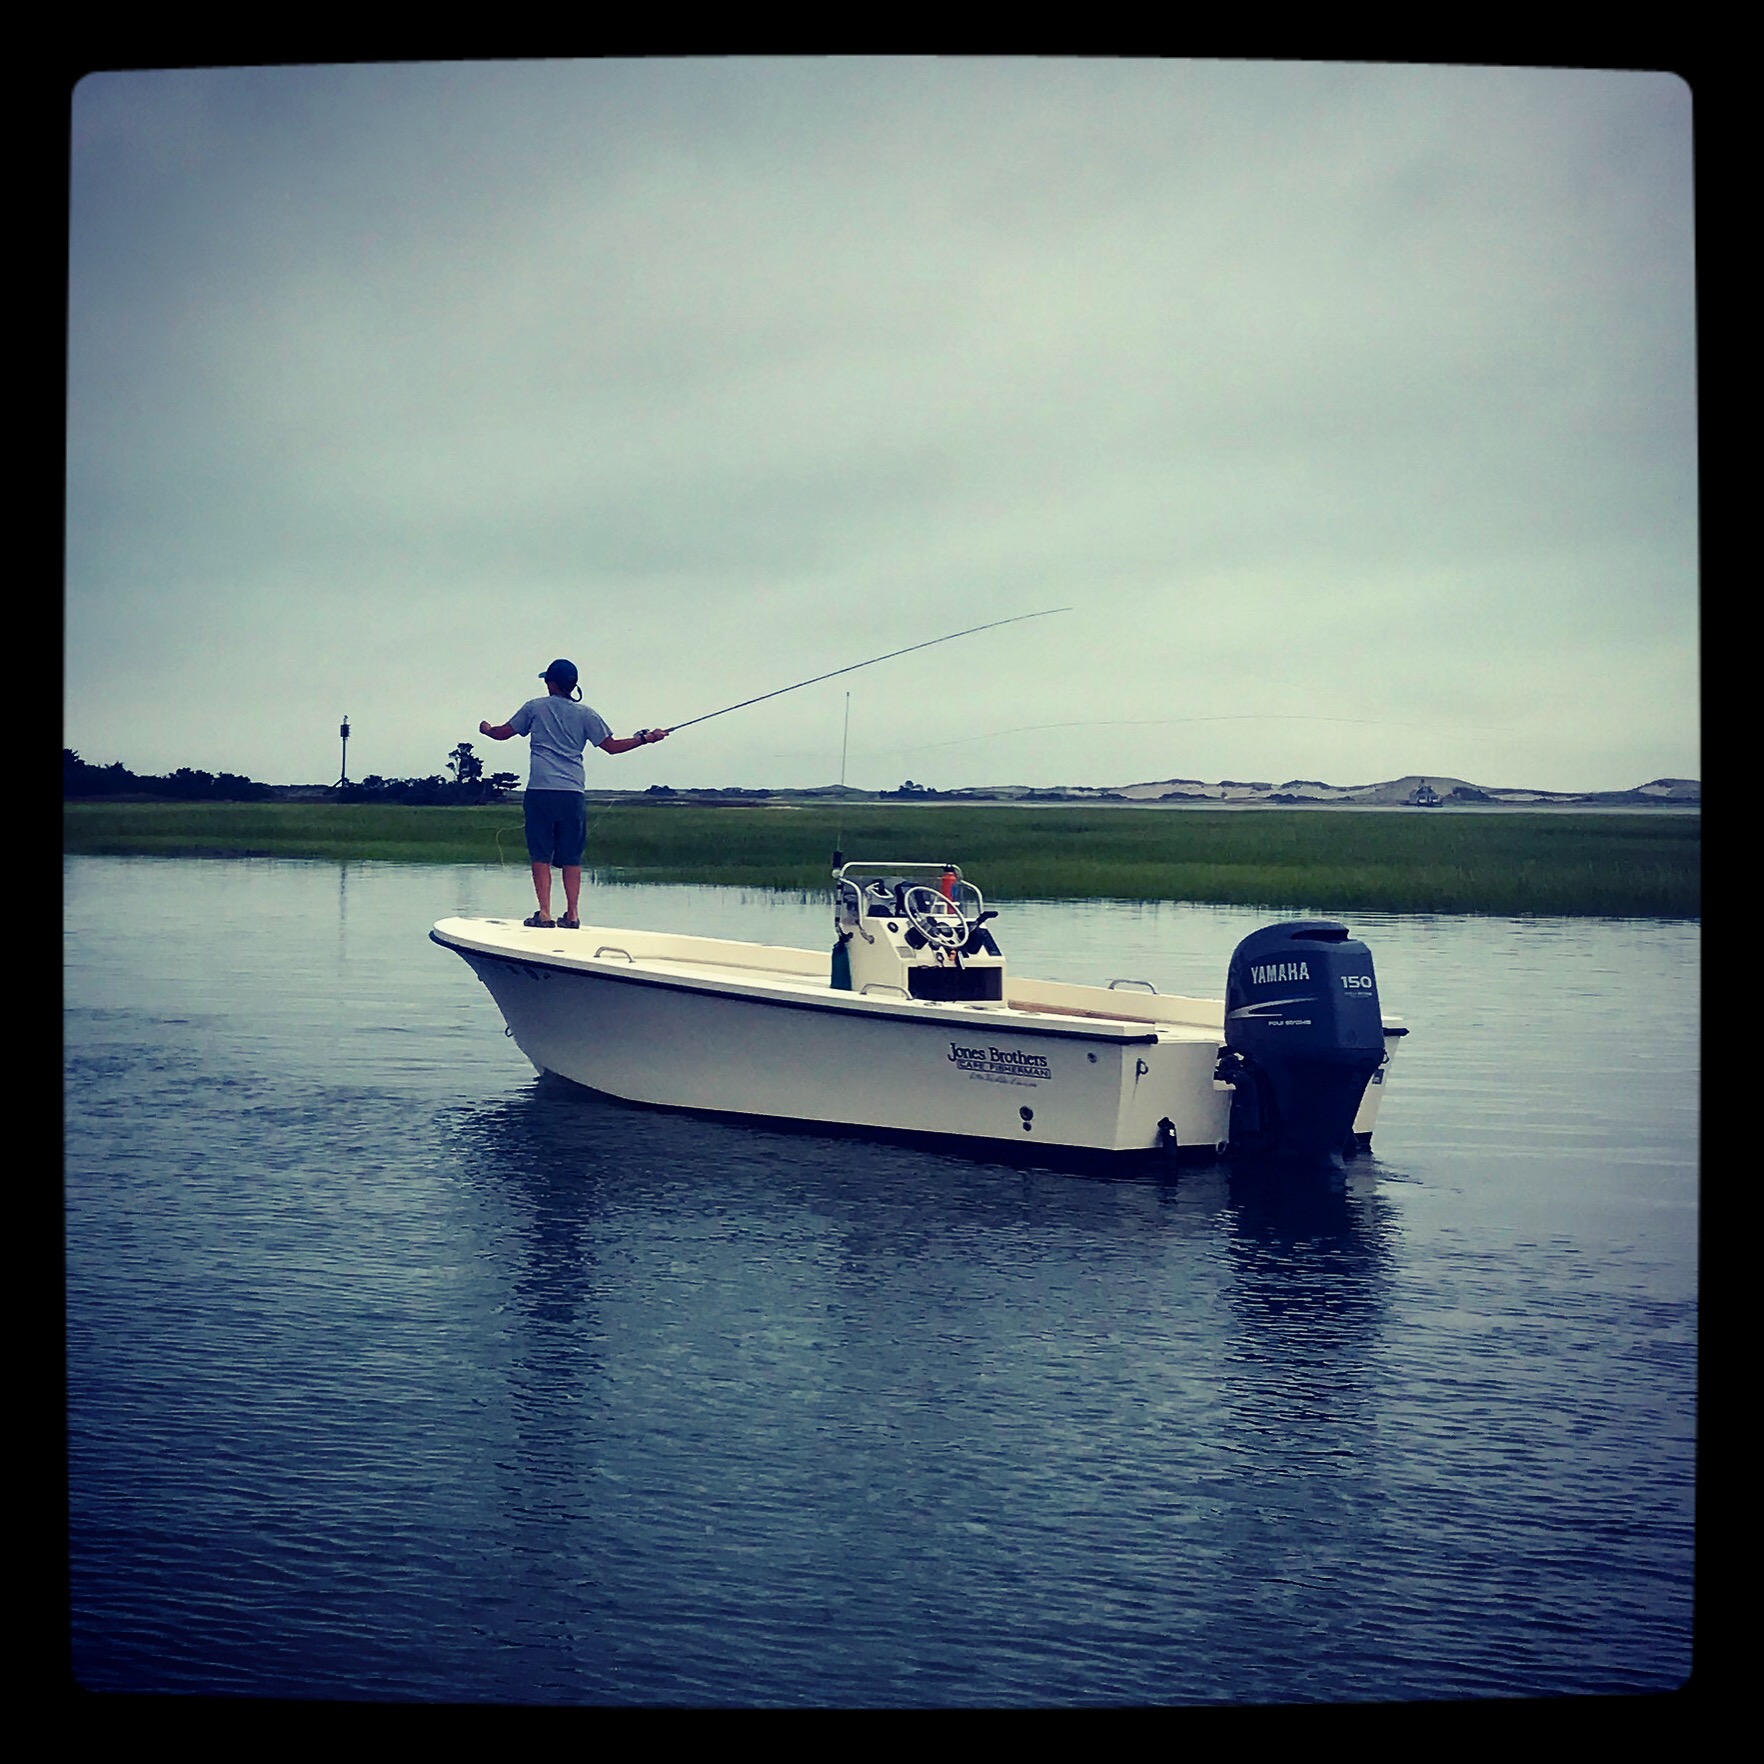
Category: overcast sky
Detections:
[{"x1": 65, "y1": 59, "x2": 1697, "y2": 793}]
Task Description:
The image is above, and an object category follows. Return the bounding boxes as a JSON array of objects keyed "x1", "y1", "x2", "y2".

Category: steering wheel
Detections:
[{"x1": 902, "y1": 884, "x2": 969, "y2": 951}]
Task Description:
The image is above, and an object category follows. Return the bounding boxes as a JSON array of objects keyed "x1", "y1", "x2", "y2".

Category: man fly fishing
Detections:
[
  {"x1": 480, "y1": 659, "x2": 668, "y2": 930},
  {"x1": 479, "y1": 610, "x2": 1067, "y2": 931}
]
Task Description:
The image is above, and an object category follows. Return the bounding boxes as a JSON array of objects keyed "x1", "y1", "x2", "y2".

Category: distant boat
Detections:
[{"x1": 433, "y1": 857, "x2": 1409, "y2": 1167}]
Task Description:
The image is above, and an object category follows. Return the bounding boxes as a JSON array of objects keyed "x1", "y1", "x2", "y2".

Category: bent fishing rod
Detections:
[{"x1": 654, "y1": 606, "x2": 1071, "y2": 737}]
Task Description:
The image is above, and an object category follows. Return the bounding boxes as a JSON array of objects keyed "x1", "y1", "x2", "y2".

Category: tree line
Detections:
[
  {"x1": 63, "y1": 750, "x2": 275, "y2": 801},
  {"x1": 64, "y1": 743, "x2": 519, "y2": 805},
  {"x1": 338, "y1": 743, "x2": 519, "y2": 805}
]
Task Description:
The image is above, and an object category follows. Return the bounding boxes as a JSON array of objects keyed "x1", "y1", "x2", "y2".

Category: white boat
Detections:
[{"x1": 432, "y1": 859, "x2": 1407, "y2": 1167}]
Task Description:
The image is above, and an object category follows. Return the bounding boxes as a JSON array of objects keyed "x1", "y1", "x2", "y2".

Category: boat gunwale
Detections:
[
  {"x1": 430, "y1": 922, "x2": 1174, "y2": 1043},
  {"x1": 430, "y1": 919, "x2": 1408, "y2": 1044}
]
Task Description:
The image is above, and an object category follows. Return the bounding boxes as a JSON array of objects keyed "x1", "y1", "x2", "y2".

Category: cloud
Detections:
[{"x1": 65, "y1": 60, "x2": 1697, "y2": 794}]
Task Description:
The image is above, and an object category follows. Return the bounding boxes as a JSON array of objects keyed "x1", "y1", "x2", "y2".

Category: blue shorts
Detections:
[{"x1": 524, "y1": 790, "x2": 588, "y2": 867}]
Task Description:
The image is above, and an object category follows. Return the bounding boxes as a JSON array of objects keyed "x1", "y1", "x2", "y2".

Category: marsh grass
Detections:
[{"x1": 63, "y1": 800, "x2": 1700, "y2": 918}]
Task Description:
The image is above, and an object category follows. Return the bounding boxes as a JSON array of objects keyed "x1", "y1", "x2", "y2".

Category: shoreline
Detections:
[{"x1": 64, "y1": 800, "x2": 1701, "y2": 919}]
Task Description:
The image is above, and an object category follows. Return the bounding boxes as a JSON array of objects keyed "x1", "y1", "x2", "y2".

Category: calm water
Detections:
[{"x1": 62, "y1": 856, "x2": 1698, "y2": 1706}]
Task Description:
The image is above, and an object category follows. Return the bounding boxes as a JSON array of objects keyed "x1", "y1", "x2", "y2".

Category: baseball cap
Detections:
[{"x1": 541, "y1": 659, "x2": 579, "y2": 688}]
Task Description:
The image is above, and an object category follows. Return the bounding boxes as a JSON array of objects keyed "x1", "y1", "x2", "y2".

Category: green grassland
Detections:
[{"x1": 63, "y1": 799, "x2": 1700, "y2": 918}]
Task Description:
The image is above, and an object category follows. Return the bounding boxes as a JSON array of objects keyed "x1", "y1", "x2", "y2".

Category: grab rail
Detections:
[
  {"x1": 1108, "y1": 978, "x2": 1159, "y2": 993},
  {"x1": 594, "y1": 946, "x2": 635, "y2": 962},
  {"x1": 834, "y1": 860, "x2": 963, "y2": 881}
]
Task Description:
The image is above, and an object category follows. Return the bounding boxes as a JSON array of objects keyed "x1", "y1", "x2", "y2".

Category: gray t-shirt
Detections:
[{"x1": 509, "y1": 695, "x2": 614, "y2": 792}]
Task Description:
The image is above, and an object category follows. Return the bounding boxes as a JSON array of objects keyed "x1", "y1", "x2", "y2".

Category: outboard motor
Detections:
[{"x1": 1219, "y1": 921, "x2": 1386, "y2": 1163}]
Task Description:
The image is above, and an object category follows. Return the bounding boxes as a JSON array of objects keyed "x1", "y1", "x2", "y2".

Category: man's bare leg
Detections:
[
  {"x1": 562, "y1": 866, "x2": 583, "y2": 924},
  {"x1": 530, "y1": 861, "x2": 554, "y2": 922}
]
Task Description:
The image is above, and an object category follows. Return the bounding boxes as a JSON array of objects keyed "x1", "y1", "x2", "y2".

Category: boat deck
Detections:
[{"x1": 432, "y1": 916, "x2": 1235, "y2": 1044}]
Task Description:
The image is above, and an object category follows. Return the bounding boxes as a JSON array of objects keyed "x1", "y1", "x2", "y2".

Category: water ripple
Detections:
[{"x1": 64, "y1": 859, "x2": 1696, "y2": 1704}]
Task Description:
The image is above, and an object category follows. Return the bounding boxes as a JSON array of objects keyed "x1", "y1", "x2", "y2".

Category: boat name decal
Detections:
[
  {"x1": 948, "y1": 1042, "x2": 1052, "y2": 1083},
  {"x1": 1250, "y1": 960, "x2": 1310, "y2": 985}
]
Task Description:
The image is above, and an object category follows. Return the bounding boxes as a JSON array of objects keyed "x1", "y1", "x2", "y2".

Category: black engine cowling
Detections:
[{"x1": 1220, "y1": 920, "x2": 1386, "y2": 1162}]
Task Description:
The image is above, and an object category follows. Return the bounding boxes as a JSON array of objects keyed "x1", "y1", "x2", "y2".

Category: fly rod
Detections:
[{"x1": 658, "y1": 606, "x2": 1072, "y2": 736}]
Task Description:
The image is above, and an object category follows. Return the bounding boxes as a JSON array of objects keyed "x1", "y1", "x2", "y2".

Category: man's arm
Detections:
[
  {"x1": 479, "y1": 720, "x2": 517, "y2": 740},
  {"x1": 599, "y1": 728, "x2": 670, "y2": 757}
]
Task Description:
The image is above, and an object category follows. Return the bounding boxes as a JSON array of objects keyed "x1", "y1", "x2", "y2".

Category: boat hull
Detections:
[{"x1": 433, "y1": 918, "x2": 1403, "y2": 1164}]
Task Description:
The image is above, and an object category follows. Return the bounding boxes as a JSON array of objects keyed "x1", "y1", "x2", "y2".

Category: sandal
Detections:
[
  {"x1": 523, "y1": 913, "x2": 556, "y2": 928},
  {"x1": 559, "y1": 915, "x2": 581, "y2": 929}
]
